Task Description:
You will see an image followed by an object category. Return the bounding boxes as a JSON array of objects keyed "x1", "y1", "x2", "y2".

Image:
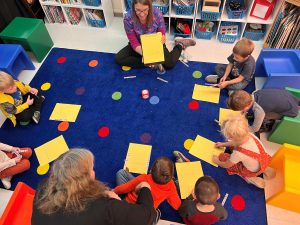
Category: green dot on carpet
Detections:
[
  {"x1": 112, "y1": 92, "x2": 122, "y2": 100},
  {"x1": 193, "y1": 71, "x2": 202, "y2": 78}
]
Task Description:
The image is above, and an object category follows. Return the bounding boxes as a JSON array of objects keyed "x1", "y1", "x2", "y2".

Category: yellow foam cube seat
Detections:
[{"x1": 265, "y1": 143, "x2": 300, "y2": 213}]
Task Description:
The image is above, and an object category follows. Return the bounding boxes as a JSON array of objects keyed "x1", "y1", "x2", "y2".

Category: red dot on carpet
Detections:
[
  {"x1": 58, "y1": 121, "x2": 69, "y2": 132},
  {"x1": 188, "y1": 100, "x2": 199, "y2": 110},
  {"x1": 57, "y1": 57, "x2": 66, "y2": 64},
  {"x1": 231, "y1": 195, "x2": 246, "y2": 211},
  {"x1": 98, "y1": 126, "x2": 110, "y2": 138}
]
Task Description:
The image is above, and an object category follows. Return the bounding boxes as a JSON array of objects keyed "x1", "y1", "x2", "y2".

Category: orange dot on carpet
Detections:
[
  {"x1": 58, "y1": 121, "x2": 69, "y2": 132},
  {"x1": 231, "y1": 195, "x2": 246, "y2": 211},
  {"x1": 57, "y1": 56, "x2": 66, "y2": 64},
  {"x1": 89, "y1": 60, "x2": 98, "y2": 67},
  {"x1": 98, "y1": 126, "x2": 110, "y2": 138}
]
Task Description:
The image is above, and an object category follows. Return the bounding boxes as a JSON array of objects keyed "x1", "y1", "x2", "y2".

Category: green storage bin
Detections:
[{"x1": 0, "y1": 17, "x2": 54, "y2": 62}]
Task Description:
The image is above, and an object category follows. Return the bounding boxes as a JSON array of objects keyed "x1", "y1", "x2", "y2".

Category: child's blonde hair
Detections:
[
  {"x1": 221, "y1": 114, "x2": 249, "y2": 142},
  {"x1": 233, "y1": 38, "x2": 255, "y2": 58},
  {"x1": 0, "y1": 71, "x2": 15, "y2": 92},
  {"x1": 227, "y1": 90, "x2": 253, "y2": 111}
]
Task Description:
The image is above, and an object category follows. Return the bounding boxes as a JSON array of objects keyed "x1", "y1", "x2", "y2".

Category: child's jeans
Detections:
[
  {"x1": 116, "y1": 169, "x2": 135, "y2": 186},
  {"x1": 0, "y1": 148, "x2": 32, "y2": 179},
  {"x1": 216, "y1": 64, "x2": 249, "y2": 90}
]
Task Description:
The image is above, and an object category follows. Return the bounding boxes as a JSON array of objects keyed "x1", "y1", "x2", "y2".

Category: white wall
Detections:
[{"x1": 112, "y1": 0, "x2": 123, "y2": 14}]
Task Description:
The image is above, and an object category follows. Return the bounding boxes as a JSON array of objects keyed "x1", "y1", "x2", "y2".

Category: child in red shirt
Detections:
[{"x1": 113, "y1": 157, "x2": 181, "y2": 210}]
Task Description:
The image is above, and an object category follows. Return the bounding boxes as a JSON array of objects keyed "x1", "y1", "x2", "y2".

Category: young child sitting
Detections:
[
  {"x1": 0, "y1": 142, "x2": 32, "y2": 189},
  {"x1": 113, "y1": 156, "x2": 181, "y2": 210},
  {"x1": 0, "y1": 71, "x2": 45, "y2": 126},
  {"x1": 227, "y1": 89, "x2": 300, "y2": 133},
  {"x1": 205, "y1": 38, "x2": 255, "y2": 91},
  {"x1": 212, "y1": 114, "x2": 275, "y2": 189},
  {"x1": 179, "y1": 176, "x2": 228, "y2": 225}
]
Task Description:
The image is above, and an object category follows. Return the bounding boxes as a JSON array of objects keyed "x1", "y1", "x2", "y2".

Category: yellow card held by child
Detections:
[
  {"x1": 176, "y1": 161, "x2": 204, "y2": 199},
  {"x1": 123, "y1": 143, "x2": 152, "y2": 174},
  {"x1": 189, "y1": 135, "x2": 225, "y2": 167},
  {"x1": 140, "y1": 32, "x2": 164, "y2": 65},
  {"x1": 192, "y1": 84, "x2": 220, "y2": 104}
]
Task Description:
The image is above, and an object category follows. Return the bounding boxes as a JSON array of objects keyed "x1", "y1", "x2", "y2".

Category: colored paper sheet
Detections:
[
  {"x1": 192, "y1": 84, "x2": 220, "y2": 104},
  {"x1": 140, "y1": 32, "x2": 164, "y2": 65},
  {"x1": 35, "y1": 135, "x2": 69, "y2": 166},
  {"x1": 189, "y1": 135, "x2": 225, "y2": 167},
  {"x1": 123, "y1": 143, "x2": 152, "y2": 174},
  {"x1": 176, "y1": 161, "x2": 204, "y2": 199},
  {"x1": 219, "y1": 108, "x2": 241, "y2": 125},
  {"x1": 49, "y1": 103, "x2": 81, "y2": 122}
]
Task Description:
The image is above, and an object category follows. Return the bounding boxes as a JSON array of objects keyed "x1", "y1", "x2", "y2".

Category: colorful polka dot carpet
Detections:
[{"x1": 0, "y1": 48, "x2": 267, "y2": 224}]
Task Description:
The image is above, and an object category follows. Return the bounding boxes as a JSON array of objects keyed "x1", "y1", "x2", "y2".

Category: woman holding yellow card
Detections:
[{"x1": 115, "y1": 0, "x2": 196, "y2": 69}]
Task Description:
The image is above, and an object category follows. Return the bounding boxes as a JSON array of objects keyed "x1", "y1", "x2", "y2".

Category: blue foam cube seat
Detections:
[{"x1": 0, "y1": 44, "x2": 35, "y2": 78}]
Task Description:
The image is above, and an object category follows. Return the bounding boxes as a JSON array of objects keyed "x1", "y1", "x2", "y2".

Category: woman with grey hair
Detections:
[{"x1": 32, "y1": 148, "x2": 159, "y2": 225}]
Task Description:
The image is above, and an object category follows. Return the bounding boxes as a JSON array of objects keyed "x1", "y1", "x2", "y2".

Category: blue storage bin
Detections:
[
  {"x1": 226, "y1": 0, "x2": 246, "y2": 19},
  {"x1": 173, "y1": 4, "x2": 194, "y2": 15},
  {"x1": 195, "y1": 25, "x2": 215, "y2": 40},
  {"x1": 82, "y1": 0, "x2": 101, "y2": 7},
  {"x1": 153, "y1": 3, "x2": 169, "y2": 15},
  {"x1": 199, "y1": 0, "x2": 222, "y2": 21},
  {"x1": 243, "y1": 25, "x2": 266, "y2": 41},
  {"x1": 218, "y1": 22, "x2": 240, "y2": 43},
  {"x1": 87, "y1": 18, "x2": 106, "y2": 28}
]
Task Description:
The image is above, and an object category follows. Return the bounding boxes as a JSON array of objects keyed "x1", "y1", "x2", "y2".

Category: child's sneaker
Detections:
[
  {"x1": 173, "y1": 151, "x2": 190, "y2": 163},
  {"x1": 175, "y1": 37, "x2": 196, "y2": 50},
  {"x1": 1, "y1": 176, "x2": 12, "y2": 189},
  {"x1": 205, "y1": 75, "x2": 218, "y2": 84},
  {"x1": 245, "y1": 177, "x2": 265, "y2": 189},
  {"x1": 32, "y1": 111, "x2": 41, "y2": 124},
  {"x1": 263, "y1": 167, "x2": 276, "y2": 180}
]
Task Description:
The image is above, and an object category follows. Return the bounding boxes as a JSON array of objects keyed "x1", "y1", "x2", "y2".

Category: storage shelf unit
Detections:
[
  {"x1": 39, "y1": 0, "x2": 113, "y2": 29},
  {"x1": 121, "y1": 0, "x2": 284, "y2": 44}
]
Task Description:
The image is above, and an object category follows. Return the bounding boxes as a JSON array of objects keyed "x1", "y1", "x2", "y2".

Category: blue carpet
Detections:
[{"x1": 0, "y1": 48, "x2": 267, "y2": 225}]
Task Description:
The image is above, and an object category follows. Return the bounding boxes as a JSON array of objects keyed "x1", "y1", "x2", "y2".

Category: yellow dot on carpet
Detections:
[
  {"x1": 184, "y1": 139, "x2": 194, "y2": 150},
  {"x1": 41, "y1": 82, "x2": 51, "y2": 91},
  {"x1": 122, "y1": 66, "x2": 131, "y2": 71},
  {"x1": 37, "y1": 164, "x2": 50, "y2": 175}
]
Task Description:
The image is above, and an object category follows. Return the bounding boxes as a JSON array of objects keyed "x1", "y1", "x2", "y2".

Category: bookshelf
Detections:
[
  {"x1": 39, "y1": 0, "x2": 114, "y2": 29},
  {"x1": 121, "y1": 0, "x2": 284, "y2": 45}
]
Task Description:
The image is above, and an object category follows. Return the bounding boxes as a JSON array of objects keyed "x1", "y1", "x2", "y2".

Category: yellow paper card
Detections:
[
  {"x1": 123, "y1": 143, "x2": 152, "y2": 174},
  {"x1": 49, "y1": 103, "x2": 81, "y2": 122},
  {"x1": 140, "y1": 32, "x2": 164, "y2": 64},
  {"x1": 35, "y1": 135, "x2": 69, "y2": 166},
  {"x1": 192, "y1": 84, "x2": 220, "y2": 104},
  {"x1": 176, "y1": 161, "x2": 204, "y2": 199},
  {"x1": 189, "y1": 135, "x2": 225, "y2": 167},
  {"x1": 219, "y1": 108, "x2": 241, "y2": 125}
]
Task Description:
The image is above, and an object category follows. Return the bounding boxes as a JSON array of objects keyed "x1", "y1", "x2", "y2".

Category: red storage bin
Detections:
[{"x1": 250, "y1": 0, "x2": 277, "y2": 20}]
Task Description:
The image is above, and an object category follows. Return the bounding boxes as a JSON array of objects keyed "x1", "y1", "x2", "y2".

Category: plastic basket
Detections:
[
  {"x1": 82, "y1": 0, "x2": 101, "y2": 7},
  {"x1": 201, "y1": 11, "x2": 221, "y2": 21},
  {"x1": 173, "y1": 4, "x2": 194, "y2": 15},
  {"x1": 153, "y1": 3, "x2": 169, "y2": 15},
  {"x1": 243, "y1": 25, "x2": 266, "y2": 41},
  {"x1": 226, "y1": 0, "x2": 246, "y2": 19},
  {"x1": 195, "y1": 24, "x2": 215, "y2": 40},
  {"x1": 87, "y1": 18, "x2": 106, "y2": 28},
  {"x1": 199, "y1": 0, "x2": 222, "y2": 21},
  {"x1": 218, "y1": 22, "x2": 240, "y2": 43}
]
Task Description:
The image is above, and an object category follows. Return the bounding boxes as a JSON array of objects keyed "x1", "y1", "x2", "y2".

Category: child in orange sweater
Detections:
[{"x1": 114, "y1": 156, "x2": 181, "y2": 210}]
